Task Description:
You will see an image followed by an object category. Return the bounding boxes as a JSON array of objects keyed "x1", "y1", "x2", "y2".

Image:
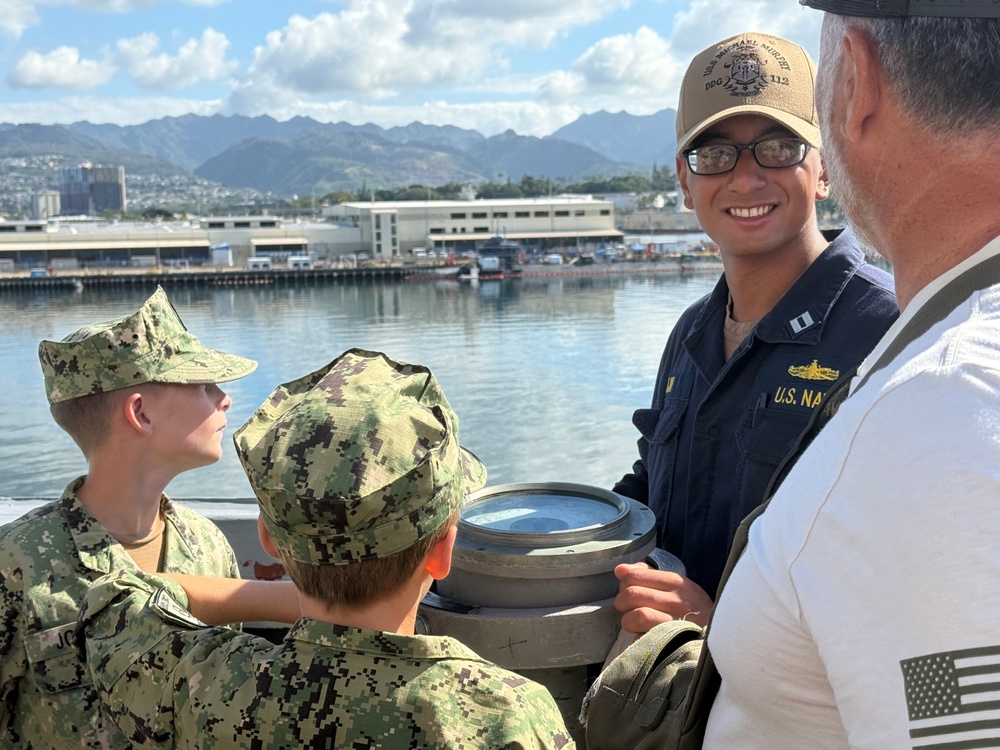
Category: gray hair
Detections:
[{"x1": 825, "y1": 16, "x2": 1000, "y2": 134}]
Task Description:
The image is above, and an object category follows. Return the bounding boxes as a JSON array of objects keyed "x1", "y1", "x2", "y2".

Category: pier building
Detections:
[
  {"x1": 325, "y1": 196, "x2": 624, "y2": 261},
  {"x1": 0, "y1": 196, "x2": 624, "y2": 273},
  {"x1": 0, "y1": 216, "x2": 359, "y2": 273}
]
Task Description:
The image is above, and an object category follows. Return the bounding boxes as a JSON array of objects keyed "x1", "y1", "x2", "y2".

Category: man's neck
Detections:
[
  {"x1": 722, "y1": 230, "x2": 828, "y2": 322},
  {"x1": 887, "y1": 221, "x2": 1000, "y2": 312}
]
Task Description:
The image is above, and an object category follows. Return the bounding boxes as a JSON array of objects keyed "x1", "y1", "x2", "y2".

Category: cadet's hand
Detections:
[{"x1": 613, "y1": 562, "x2": 713, "y2": 632}]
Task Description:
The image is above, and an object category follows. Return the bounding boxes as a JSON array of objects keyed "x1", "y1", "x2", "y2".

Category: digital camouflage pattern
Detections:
[
  {"x1": 234, "y1": 348, "x2": 487, "y2": 565},
  {"x1": 80, "y1": 570, "x2": 575, "y2": 749},
  {"x1": 0, "y1": 477, "x2": 240, "y2": 749},
  {"x1": 38, "y1": 285, "x2": 257, "y2": 404}
]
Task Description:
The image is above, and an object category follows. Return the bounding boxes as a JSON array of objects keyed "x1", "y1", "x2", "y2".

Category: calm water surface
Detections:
[{"x1": 0, "y1": 273, "x2": 719, "y2": 499}]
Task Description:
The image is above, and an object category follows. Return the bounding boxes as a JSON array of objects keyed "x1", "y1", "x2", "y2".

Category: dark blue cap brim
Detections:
[{"x1": 801, "y1": 0, "x2": 1000, "y2": 16}]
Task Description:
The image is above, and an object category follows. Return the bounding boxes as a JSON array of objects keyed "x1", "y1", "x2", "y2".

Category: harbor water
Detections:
[{"x1": 0, "y1": 272, "x2": 719, "y2": 500}]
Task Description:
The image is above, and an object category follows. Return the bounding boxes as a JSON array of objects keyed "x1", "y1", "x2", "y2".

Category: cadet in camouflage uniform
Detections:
[
  {"x1": 79, "y1": 349, "x2": 575, "y2": 749},
  {"x1": 0, "y1": 286, "x2": 256, "y2": 748}
]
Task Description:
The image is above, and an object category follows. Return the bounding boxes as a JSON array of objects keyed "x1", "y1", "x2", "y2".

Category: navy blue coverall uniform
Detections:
[{"x1": 613, "y1": 228, "x2": 898, "y2": 596}]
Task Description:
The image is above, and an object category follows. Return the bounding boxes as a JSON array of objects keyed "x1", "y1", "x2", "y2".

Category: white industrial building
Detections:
[
  {"x1": 325, "y1": 196, "x2": 623, "y2": 260},
  {"x1": 0, "y1": 216, "x2": 359, "y2": 272}
]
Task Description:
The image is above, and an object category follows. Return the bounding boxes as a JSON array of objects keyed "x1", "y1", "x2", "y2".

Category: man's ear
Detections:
[
  {"x1": 676, "y1": 156, "x2": 694, "y2": 210},
  {"x1": 423, "y1": 524, "x2": 457, "y2": 581},
  {"x1": 258, "y1": 515, "x2": 281, "y2": 559},
  {"x1": 839, "y1": 26, "x2": 881, "y2": 144}
]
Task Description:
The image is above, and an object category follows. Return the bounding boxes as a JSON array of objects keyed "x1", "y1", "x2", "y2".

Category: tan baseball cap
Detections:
[{"x1": 675, "y1": 32, "x2": 820, "y2": 156}]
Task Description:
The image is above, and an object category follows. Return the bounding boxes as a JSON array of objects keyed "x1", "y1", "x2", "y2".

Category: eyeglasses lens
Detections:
[
  {"x1": 756, "y1": 138, "x2": 806, "y2": 168},
  {"x1": 686, "y1": 138, "x2": 807, "y2": 175}
]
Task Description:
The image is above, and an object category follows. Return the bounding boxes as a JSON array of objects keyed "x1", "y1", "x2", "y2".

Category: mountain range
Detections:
[{"x1": 0, "y1": 110, "x2": 679, "y2": 199}]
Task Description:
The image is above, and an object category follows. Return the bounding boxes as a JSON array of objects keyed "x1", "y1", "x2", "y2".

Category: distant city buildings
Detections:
[
  {"x1": 30, "y1": 190, "x2": 60, "y2": 221},
  {"x1": 60, "y1": 165, "x2": 126, "y2": 215}
]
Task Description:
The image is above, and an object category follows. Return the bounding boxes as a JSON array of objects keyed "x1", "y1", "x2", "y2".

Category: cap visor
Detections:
[
  {"x1": 156, "y1": 347, "x2": 258, "y2": 385},
  {"x1": 677, "y1": 106, "x2": 821, "y2": 155}
]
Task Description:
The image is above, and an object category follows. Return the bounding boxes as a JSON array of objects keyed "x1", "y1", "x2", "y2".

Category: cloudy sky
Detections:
[{"x1": 0, "y1": 0, "x2": 823, "y2": 137}]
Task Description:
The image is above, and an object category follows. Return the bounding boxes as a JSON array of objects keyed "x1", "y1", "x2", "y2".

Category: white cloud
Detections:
[
  {"x1": 1, "y1": 0, "x2": 230, "y2": 37},
  {"x1": 536, "y1": 26, "x2": 686, "y2": 115},
  {"x1": 0, "y1": 95, "x2": 224, "y2": 125},
  {"x1": 405, "y1": 0, "x2": 635, "y2": 49},
  {"x1": 0, "y1": 0, "x2": 39, "y2": 37},
  {"x1": 230, "y1": 5, "x2": 492, "y2": 107},
  {"x1": 670, "y1": 0, "x2": 822, "y2": 61},
  {"x1": 227, "y1": 0, "x2": 635, "y2": 112},
  {"x1": 7, "y1": 46, "x2": 115, "y2": 89},
  {"x1": 0, "y1": 0, "x2": 826, "y2": 136},
  {"x1": 116, "y1": 28, "x2": 236, "y2": 89},
  {"x1": 68, "y1": 0, "x2": 228, "y2": 10}
]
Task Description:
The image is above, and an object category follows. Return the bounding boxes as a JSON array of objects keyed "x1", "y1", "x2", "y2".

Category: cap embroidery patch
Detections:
[{"x1": 725, "y1": 50, "x2": 768, "y2": 97}]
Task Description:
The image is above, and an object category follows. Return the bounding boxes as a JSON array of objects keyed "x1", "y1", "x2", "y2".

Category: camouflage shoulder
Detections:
[
  {"x1": 0, "y1": 500, "x2": 62, "y2": 545},
  {"x1": 448, "y1": 660, "x2": 576, "y2": 749},
  {"x1": 79, "y1": 569, "x2": 192, "y2": 630},
  {"x1": 0, "y1": 501, "x2": 66, "y2": 583},
  {"x1": 498, "y1": 672, "x2": 576, "y2": 749}
]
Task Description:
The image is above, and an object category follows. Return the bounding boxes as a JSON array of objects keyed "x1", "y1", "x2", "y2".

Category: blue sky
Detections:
[{"x1": 0, "y1": 0, "x2": 823, "y2": 136}]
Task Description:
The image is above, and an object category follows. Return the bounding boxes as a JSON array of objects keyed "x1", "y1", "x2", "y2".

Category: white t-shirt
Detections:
[{"x1": 705, "y1": 236, "x2": 1000, "y2": 749}]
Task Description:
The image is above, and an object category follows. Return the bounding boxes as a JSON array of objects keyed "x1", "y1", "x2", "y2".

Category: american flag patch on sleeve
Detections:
[{"x1": 902, "y1": 645, "x2": 1000, "y2": 748}]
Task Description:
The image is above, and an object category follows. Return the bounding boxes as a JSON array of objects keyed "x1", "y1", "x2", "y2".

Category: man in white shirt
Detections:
[{"x1": 704, "y1": 4, "x2": 1000, "y2": 748}]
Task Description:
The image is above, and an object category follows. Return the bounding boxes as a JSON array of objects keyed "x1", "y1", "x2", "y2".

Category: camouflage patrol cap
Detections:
[
  {"x1": 38, "y1": 286, "x2": 257, "y2": 404},
  {"x1": 234, "y1": 348, "x2": 487, "y2": 565}
]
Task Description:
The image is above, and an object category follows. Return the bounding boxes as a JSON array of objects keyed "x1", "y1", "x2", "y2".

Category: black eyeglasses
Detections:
[{"x1": 683, "y1": 137, "x2": 810, "y2": 176}]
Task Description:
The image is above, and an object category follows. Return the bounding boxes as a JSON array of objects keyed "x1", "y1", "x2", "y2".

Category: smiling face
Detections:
[
  {"x1": 142, "y1": 382, "x2": 233, "y2": 474},
  {"x1": 677, "y1": 113, "x2": 830, "y2": 264}
]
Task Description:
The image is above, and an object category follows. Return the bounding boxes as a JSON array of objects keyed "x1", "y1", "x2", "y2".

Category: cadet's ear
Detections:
[
  {"x1": 423, "y1": 524, "x2": 457, "y2": 581},
  {"x1": 258, "y1": 515, "x2": 281, "y2": 559},
  {"x1": 121, "y1": 391, "x2": 152, "y2": 435}
]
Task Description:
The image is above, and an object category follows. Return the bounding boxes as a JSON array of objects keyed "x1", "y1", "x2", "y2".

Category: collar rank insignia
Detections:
[
  {"x1": 788, "y1": 310, "x2": 816, "y2": 334},
  {"x1": 788, "y1": 359, "x2": 840, "y2": 381}
]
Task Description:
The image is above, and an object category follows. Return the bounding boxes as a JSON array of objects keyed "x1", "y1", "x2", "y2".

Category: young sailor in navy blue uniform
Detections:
[{"x1": 611, "y1": 32, "x2": 898, "y2": 634}]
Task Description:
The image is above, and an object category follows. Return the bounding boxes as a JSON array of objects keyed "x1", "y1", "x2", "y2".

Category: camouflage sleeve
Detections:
[
  {"x1": 78, "y1": 570, "x2": 266, "y2": 748},
  {"x1": 0, "y1": 549, "x2": 27, "y2": 738}
]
